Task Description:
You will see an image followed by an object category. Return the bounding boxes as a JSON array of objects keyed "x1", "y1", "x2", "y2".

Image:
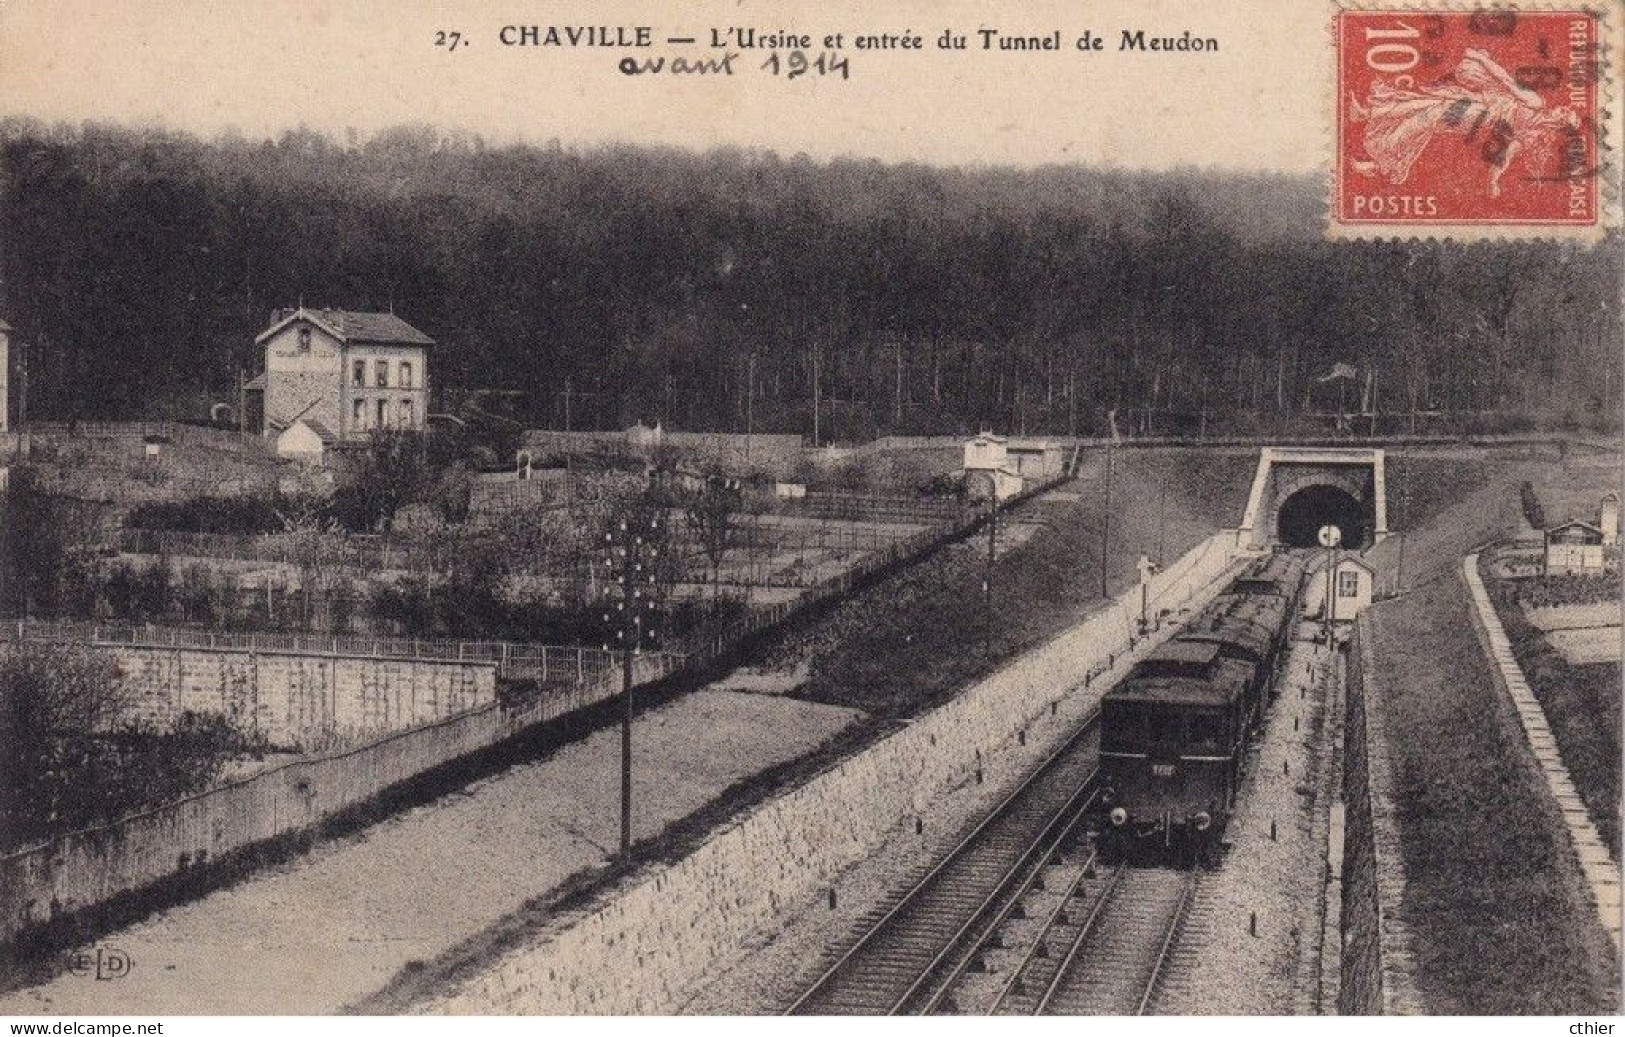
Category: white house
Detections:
[
  {"x1": 247, "y1": 307, "x2": 432, "y2": 441},
  {"x1": 1306, "y1": 554, "x2": 1375, "y2": 622},
  {"x1": 1545, "y1": 519, "x2": 1609, "y2": 575},
  {"x1": 963, "y1": 431, "x2": 1024, "y2": 502}
]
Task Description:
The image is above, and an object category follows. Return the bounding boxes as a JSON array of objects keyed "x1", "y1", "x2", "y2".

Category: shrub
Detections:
[
  {"x1": 0, "y1": 644, "x2": 259, "y2": 849},
  {"x1": 1520, "y1": 481, "x2": 1547, "y2": 530},
  {"x1": 127, "y1": 495, "x2": 283, "y2": 535}
]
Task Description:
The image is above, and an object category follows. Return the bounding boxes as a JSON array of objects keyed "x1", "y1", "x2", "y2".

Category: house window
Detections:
[
  {"x1": 352, "y1": 360, "x2": 365, "y2": 386},
  {"x1": 353, "y1": 398, "x2": 365, "y2": 428},
  {"x1": 400, "y1": 398, "x2": 414, "y2": 426},
  {"x1": 1337, "y1": 570, "x2": 1360, "y2": 597},
  {"x1": 298, "y1": 327, "x2": 312, "y2": 352},
  {"x1": 376, "y1": 399, "x2": 388, "y2": 428},
  {"x1": 400, "y1": 361, "x2": 413, "y2": 389},
  {"x1": 376, "y1": 360, "x2": 389, "y2": 388}
]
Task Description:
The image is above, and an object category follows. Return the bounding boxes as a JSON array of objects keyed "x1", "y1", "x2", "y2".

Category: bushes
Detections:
[
  {"x1": 127, "y1": 495, "x2": 285, "y2": 534},
  {"x1": 0, "y1": 643, "x2": 264, "y2": 850},
  {"x1": 1514, "y1": 572, "x2": 1621, "y2": 609},
  {"x1": 1520, "y1": 480, "x2": 1547, "y2": 531}
]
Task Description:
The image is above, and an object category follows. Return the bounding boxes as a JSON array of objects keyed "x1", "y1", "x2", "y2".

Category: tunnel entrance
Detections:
[{"x1": 1276, "y1": 484, "x2": 1370, "y2": 548}]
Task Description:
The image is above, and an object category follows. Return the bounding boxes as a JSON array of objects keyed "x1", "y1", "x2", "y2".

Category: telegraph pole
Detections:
[
  {"x1": 983, "y1": 493, "x2": 998, "y2": 657},
  {"x1": 812, "y1": 347, "x2": 821, "y2": 448},
  {"x1": 746, "y1": 352, "x2": 756, "y2": 461},
  {"x1": 1099, "y1": 441, "x2": 1114, "y2": 598},
  {"x1": 563, "y1": 376, "x2": 574, "y2": 505},
  {"x1": 603, "y1": 510, "x2": 662, "y2": 857}
]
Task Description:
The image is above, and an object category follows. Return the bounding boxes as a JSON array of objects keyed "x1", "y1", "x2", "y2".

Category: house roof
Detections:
[
  {"x1": 278, "y1": 417, "x2": 336, "y2": 446},
  {"x1": 1307, "y1": 553, "x2": 1375, "y2": 574},
  {"x1": 243, "y1": 372, "x2": 267, "y2": 391},
  {"x1": 256, "y1": 307, "x2": 434, "y2": 347},
  {"x1": 1547, "y1": 519, "x2": 1604, "y2": 537},
  {"x1": 0, "y1": 318, "x2": 11, "y2": 332}
]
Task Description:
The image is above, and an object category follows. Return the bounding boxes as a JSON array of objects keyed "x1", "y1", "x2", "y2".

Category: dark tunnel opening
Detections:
[{"x1": 1276, "y1": 484, "x2": 1370, "y2": 549}]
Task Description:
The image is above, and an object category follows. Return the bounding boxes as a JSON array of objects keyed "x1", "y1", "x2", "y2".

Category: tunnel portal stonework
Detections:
[{"x1": 1239, "y1": 446, "x2": 1389, "y2": 549}]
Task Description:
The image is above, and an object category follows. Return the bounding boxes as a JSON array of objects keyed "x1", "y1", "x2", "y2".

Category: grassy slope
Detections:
[
  {"x1": 779, "y1": 448, "x2": 1254, "y2": 717},
  {"x1": 1366, "y1": 558, "x2": 1619, "y2": 1013},
  {"x1": 1366, "y1": 456, "x2": 1521, "y2": 588}
]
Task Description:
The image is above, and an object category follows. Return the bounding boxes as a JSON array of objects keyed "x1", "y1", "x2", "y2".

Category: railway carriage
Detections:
[
  {"x1": 1096, "y1": 640, "x2": 1252, "y2": 862},
  {"x1": 1094, "y1": 550, "x2": 1307, "y2": 864}
]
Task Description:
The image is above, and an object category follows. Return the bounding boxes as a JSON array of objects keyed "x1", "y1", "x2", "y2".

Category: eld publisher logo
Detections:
[{"x1": 63, "y1": 947, "x2": 132, "y2": 981}]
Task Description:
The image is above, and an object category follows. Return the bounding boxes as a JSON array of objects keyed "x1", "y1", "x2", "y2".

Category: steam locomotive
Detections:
[{"x1": 1095, "y1": 552, "x2": 1307, "y2": 863}]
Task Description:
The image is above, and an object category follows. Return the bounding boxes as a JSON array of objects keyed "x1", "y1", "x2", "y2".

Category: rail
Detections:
[
  {"x1": 1138, "y1": 869, "x2": 1200, "y2": 1015},
  {"x1": 785, "y1": 706, "x2": 1101, "y2": 1014},
  {"x1": 1030, "y1": 865, "x2": 1199, "y2": 1015},
  {"x1": 927, "y1": 840, "x2": 1104, "y2": 1014},
  {"x1": 1028, "y1": 862, "x2": 1128, "y2": 1014}
]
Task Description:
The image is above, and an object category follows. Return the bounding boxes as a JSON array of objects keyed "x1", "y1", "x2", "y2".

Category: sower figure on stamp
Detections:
[{"x1": 1347, "y1": 47, "x2": 1582, "y2": 198}]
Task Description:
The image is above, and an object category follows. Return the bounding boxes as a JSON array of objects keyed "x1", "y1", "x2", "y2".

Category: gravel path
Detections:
[
  {"x1": 0, "y1": 689, "x2": 857, "y2": 1016},
  {"x1": 1154, "y1": 622, "x2": 1340, "y2": 1014}
]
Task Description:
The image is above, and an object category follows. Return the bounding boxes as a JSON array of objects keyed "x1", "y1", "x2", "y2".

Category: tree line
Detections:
[{"x1": 0, "y1": 118, "x2": 1618, "y2": 438}]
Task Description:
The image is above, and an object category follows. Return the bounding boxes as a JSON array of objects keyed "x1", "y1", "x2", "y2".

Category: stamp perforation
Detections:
[{"x1": 1327, "y1": 0, "x2": 1620, "y2": 240}]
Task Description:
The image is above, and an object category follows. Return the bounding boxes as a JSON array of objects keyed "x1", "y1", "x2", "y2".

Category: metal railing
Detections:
[{"x1": 2, "y1": 618, "x2": 684, "y2": 683}]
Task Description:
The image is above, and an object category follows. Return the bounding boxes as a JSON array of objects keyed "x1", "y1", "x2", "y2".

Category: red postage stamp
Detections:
[{"x1": 1334, "y1": 7, "x2": 1606, "y2": 235}]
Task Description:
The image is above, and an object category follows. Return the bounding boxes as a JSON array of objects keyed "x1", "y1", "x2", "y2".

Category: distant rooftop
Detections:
[{"x1": 257, "y1": 307, "x2": 434, "y2": 347}]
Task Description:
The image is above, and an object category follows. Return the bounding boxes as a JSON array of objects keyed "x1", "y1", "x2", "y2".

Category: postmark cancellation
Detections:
[{"x1": 1331, "y1": 3, "x2": 1620, "y2": 238}]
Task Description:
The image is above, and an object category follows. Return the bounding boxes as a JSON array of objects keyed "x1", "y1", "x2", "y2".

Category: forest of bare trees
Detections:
[{"x1": 1, "y1": 119, "x2": 1618, "y2": 439}]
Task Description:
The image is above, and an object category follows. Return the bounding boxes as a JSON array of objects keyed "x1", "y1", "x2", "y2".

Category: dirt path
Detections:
[{"x1": 0, "y1": 690, "x2": 857, "y2": 1016}]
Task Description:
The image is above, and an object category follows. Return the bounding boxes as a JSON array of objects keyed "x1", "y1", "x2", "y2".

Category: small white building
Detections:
[
  {"x1": 1006, "y1": 438, "x2": 1066, "y2": 482},
  {"x1": 626, "y1": 420, "x2": 664, "y2": 450},
  {"x1": 275, "y1": 417, "x2": 336, "y2": 463},
  {"x1": 963, "y1": 431, "x2": 1024, "y2": 502},
  {"x1": 1306, "y1": 554, "x2": 1375, "y2": 622},
  {"x1": 1545, "y1": 520, "x2": 1608, "y2": 575}
]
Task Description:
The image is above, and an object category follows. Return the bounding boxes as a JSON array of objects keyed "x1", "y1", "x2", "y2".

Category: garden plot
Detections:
[{"x1": 1526, "y1": 601, "x2": 1623, "y2": 665}]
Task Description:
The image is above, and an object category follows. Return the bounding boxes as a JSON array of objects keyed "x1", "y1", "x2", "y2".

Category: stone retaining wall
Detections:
[
  {"x1": 425, "y1": 532, "x2": 1243, "y2": 1014},
  {"x1": 112, "y1": 645, "x2": 496, "y2": 748}
]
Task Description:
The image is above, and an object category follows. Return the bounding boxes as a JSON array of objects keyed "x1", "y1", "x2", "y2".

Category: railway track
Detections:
[
  {"x1": 785, "y1": 710, "x2": 1103, "y2": 1015},
  {"x1": 1032, "y1": 865, "x2": 1199, "y2": 1015}
]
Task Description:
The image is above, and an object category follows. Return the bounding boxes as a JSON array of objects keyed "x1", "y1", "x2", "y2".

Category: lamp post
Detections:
[{"x1": 603, "y1": 509, "x2": 663, "y2": 856}]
